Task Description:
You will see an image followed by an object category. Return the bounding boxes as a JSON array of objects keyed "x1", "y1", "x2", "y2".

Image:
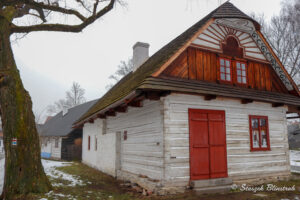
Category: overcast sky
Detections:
[{"x1": 11, "y1": 0, "x2": 283, "y2": 121}]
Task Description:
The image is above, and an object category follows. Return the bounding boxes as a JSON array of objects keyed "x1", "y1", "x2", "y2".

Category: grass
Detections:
[{"x1": 26, "y1": 162, "x2": 300, "y2": 200}]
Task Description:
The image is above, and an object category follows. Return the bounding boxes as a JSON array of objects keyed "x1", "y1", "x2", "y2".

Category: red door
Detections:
[{"x1": 189, "y1": 109, "x2": 228, "y2": 180}]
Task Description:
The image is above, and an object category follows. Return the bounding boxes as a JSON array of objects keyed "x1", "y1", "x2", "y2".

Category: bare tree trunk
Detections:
[{"x1": 0, "y1": 16, "x2": 51, "y2": 199}]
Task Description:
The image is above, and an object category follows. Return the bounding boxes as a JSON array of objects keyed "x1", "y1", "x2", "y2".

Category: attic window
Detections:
[
  {"x1": 236, "y1": 61, "x2": 247, "y2": 84},
  {"x1": 219, "y1": 58, "x2": 231, "y2": 82}
]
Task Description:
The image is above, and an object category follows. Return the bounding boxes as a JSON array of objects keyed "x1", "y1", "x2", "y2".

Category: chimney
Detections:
[{"x1": 132, "y1": 42, "x2": 150, "y2": 72}]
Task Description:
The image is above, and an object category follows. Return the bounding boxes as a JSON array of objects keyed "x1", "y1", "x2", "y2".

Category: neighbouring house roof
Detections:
[
  {"x1": 288, "y1": 123, "x2": 300, "y2": 149},
  {"x1": 39, "y1": 99, "x2": 98, "y2": 137},
  {"x1": 76, "y1": 2, "x2": 300, "y2": 125}
]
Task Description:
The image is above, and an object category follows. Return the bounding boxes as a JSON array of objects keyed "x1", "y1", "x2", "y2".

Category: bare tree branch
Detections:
[{"x1": 11, "y1": 0, "x2": 115, "y2": 33}]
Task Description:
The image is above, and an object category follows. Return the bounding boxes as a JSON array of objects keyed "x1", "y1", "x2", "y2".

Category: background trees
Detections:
[
  {"x1": 47, "y1": 82, "x2": 86, "y2": 115},
  {"x1": 252, "y1": 0, "x2": 300, "y2": 84}
]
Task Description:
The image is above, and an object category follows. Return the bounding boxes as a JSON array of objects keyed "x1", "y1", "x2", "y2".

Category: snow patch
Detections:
[
  {"x1": 290, "y1": 150, "x2": 300, "y2": 167},
  {"x1": 42, "y1": 159, "x2": 85, "y2": 187}
]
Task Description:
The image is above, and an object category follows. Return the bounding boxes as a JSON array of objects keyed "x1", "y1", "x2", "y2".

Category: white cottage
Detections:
[{"x1": 75, "y1": 2, "x2": 300, "y2": 194}]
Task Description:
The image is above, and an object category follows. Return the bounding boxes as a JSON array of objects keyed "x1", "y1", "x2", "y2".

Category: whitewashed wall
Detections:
[
  {"x1": 50, "y1": 137, "x2": 62, "y2": 159},
  {"x1": 41, "y1": 137, "x2": 62, "y2": 159},
  {"x1": 107, "y1": 99, "x2": 164, "y2": 180},
  {"x1": 163, "y1": 93, "x2": 290, "y2": 188},
  {"x1": 82, "y1": 100, "x2": 164, "y2": 180},
  {"x1": 82, "y1": 118, "x2": 117, "y2": 177}
]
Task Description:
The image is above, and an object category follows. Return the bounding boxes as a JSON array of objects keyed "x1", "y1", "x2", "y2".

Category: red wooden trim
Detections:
[
  {"x1": 249, "y1": 115, "x2": 271, "y2": 151},
  {"x1": 210, "y1": 25, "x2": 226, "y2": 38},
  {"x1": 236, "y1": 31, "x2": 244, "y2": 38},
  {"x1": 202, "y1": 32, "x2": 220, "y2": 42},
  {"x1": 190, "y1": 44, "x2": 222, "y2": 53},
  {"x1": 217, "y1": 24, "x2": 227, "y2": 36},
  {"x1": 240, "y1": 36, "x2": 252, "y2": 42},
  {"x1": 197, "y1": 37, "x2": 220, "y2": 46},
  {"x1": 240, "y1": 40, "x2": 256, "y2": 46},
  {"x1": 245, "y1": 50, "x2": 263, "y2": 54},
  {"x1": 206, "y1": 27, "x2": 223, "y2": 40}
]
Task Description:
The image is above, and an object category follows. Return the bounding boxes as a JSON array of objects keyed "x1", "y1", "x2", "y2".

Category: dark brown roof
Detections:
[{"x1": 76, "y1": 2, "x2": 281, "y2": 124}]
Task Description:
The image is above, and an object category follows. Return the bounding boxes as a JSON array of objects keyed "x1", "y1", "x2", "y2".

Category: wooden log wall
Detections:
[
  {"x1": 162, "y1": 93, "x2": 290, "y2": 188},
  {"x1": 161, "y1": 47, "x2": 288, "y2": 93}
]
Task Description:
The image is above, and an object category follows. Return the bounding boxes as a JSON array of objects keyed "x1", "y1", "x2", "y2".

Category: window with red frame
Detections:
[
  {"x1": 88, "y1": 136, "x2": 90, "y2": 151},
  {"x1": 219, "y1": 58, "x2": 231, "y2": 82},
  {"x1": 249, "y1": 115, "x2": 270, "y2": 151},
  {"x1": 236, "y1": 61, "x2": 247, "y2": 84}
]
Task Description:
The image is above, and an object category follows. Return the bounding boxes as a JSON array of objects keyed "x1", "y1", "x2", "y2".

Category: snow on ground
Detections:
[
  {"x1": 290, "y1": 150, "x2": 300, "y2": 167},
  {"x1": 42, "y1": 159, "x2": 85, "y2": 187}
]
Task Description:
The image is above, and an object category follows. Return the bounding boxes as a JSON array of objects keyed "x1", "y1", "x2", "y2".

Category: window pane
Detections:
[
  {"x1": 261, "y1": 130, "x2": 267, "y2": 148},
  {"x1": 237, "y1": 70, "x2": 241, "y2": 75},
  {"x1": 226, "y1": 60, "x2": 230, "y2": 67},
  {"x1": 237, "y1": 76, "x2": 241, "y2": 83},
  {"x1": 226, "y1": 67, "x2": 230, "y2": 73},
  {"x1": 260, "y1": 119, "x2": 266, "y2": 127},
  {"x1": 226, "y1": 74, "x2": 231, "y2": 81},
  {"x1": 251, "y1": 118, "x2": 259, "y2": 129},
  {"x1": 221, "y1": 73, "x2": 225, "y2": 80},
  {"x1": 220, "y1": 66, "x2": 225, "y2": 73},
  {"x1": 237, "y1": 63, "x2": 240, "y2": 69},
  {"x1": 220, "y1": 59, "x2": 224, "y2": 65},
  {"x1": 242, "y1": 77, "x2": 247, "y2": 83},
  {"x1": 242, "y1": 71, "x2": 246, "y2": 76},
  {"x1": 242, "y1": 64, "x2": 246, "y2": 70},
  {"x1": 252, "y1": 130, "x2": 259, "y2": 148}
]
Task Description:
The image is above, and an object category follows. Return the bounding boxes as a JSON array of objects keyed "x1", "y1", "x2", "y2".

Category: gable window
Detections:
[
  {"x1": 236, "y1": 61, "x2": 247, "y2": 84},
  {"x1": 249, "y1": 115, "x2": 270, "y2": 151},
  {"x1": 88, "y1": 136, "x2": 90, "y2": 151},
  {"x1": 219, "y1": 58, "x2": 231, "y2": 82}
]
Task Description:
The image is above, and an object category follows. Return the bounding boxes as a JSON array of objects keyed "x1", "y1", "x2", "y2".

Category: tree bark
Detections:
[{"x1": 0, "y1": 16, "x2": 51, "y2": 199}]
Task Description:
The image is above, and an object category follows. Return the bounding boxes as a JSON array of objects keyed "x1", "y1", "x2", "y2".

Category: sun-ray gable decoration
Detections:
[{"x1": 191, "y1": 18, "x2": 294, "y2": 91}]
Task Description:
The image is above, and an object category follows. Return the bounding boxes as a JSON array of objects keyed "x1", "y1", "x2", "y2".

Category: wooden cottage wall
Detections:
[
  {"x1": 162, "y1": 93, "x2": 290, "y2": 188},
  {"x1": 161, "y1": 47, "x2": 288, "y2": 93},
  {"x1": 50, "y1": 137, "x2": 62, "y2": 159},
  {"x1": 107, "y1": 99, "x2": 164, "y2": 180}
]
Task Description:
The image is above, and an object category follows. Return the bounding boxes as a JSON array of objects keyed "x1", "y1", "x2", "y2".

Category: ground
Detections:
[{"x1": 0, "y1": 151, "x2": 299, "y2": 199}]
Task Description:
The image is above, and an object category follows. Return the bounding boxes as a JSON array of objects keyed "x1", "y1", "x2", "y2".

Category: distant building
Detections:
[
  {"x1": 38, "y1": 100, "x2": 97, "y2": 160},
  {"x1": 288, "y1": 123, "x2": 300, "y2": 149}
]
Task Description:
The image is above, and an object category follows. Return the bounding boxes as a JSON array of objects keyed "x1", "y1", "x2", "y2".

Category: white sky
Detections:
[{"x1": 11, "y1": 0, "x2": 283, "y2": 120}]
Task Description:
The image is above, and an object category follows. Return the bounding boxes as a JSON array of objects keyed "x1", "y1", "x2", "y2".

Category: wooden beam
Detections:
[
  {"x1": 97, "y1": 113, "x2": 106, "y2": 119},
  {"x1": 145, "y1": 91, "x2": 161, "y2": 101},
  {"x1": 88, "y1": 118, "x2": 94, "y2": 124},
  {"x1": 115, "y1": 106, "x2": 127, "y2": 113},
  {"x1": 272, "y1": 103, "x2": 284, "y2": 107},
  {"x1": 204, "y1": 94, "x2": 217, "y2": 101},
  {"x1": 105, "y1": 109, "x2": 116, "y2": 117},
  {"x1": 128, "y1": 100, "x2": 143, "y2": 107},
  {"x1": 241, "y1": 99, "x2": 253, "y2": 104}
]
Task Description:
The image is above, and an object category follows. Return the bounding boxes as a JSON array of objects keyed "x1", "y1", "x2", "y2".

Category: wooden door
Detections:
[{"x1": 189, "y1": 109, "x2": 228, "y2": 180}]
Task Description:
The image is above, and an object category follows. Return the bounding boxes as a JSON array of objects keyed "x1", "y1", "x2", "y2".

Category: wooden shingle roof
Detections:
[{"x1": 76, "y1": 2, "x2": 296, "y2": 124}]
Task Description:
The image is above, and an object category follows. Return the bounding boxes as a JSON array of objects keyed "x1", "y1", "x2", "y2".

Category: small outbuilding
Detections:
[
  {"x1": 39, "y1": 99, "x2": 97, "y2": 160},
  {"x1": 75, "y1": 2, "x2": 300, "y2": 195}
]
